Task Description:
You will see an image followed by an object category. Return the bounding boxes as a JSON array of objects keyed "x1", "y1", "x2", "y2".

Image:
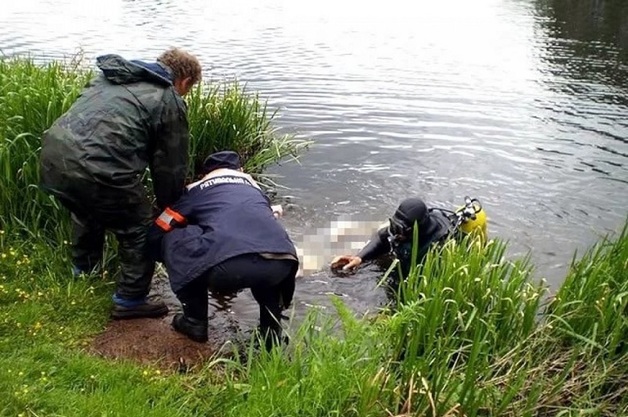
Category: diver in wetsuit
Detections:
[{"x1": 330, "y1": 197, "x2": 456, "y2": 278}]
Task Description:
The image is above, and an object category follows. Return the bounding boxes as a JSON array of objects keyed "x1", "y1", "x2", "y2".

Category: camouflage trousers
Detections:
[{"x1": 52, "y1": 180, "x2": 155, "y2": 300}]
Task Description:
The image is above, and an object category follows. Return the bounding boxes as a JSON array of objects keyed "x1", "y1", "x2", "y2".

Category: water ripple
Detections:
[{"x1": 1, "y1": 0, "x2": 627, "y2": 324}]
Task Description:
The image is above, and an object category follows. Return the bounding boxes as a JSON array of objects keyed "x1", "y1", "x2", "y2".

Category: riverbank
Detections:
[
  {"x1": 0, "y1": 57, "x2": 626, "y2": 416},
  {"x1": 0, "y1": 225, "x2": 626, "y2": 416}
]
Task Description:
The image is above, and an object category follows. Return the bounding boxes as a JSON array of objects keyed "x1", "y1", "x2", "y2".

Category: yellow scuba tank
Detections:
[{"x1": 455, "y1": 197, "x2": 488, "y2": 245}]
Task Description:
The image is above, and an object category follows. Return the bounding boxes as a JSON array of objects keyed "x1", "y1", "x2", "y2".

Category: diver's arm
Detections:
[
  {"x1": 331, "y1": 227, "x2": 391, "y2": 271},
  {"x1": 357, "y1": 228, "x2": 390, "y2": 261}
]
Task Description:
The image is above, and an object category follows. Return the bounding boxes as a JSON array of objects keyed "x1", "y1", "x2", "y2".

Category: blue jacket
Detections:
[{"x1": 148, "y1": 170, "x2": 298, "y2": 293}]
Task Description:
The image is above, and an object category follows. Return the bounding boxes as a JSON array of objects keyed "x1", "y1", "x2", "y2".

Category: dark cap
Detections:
[
  {"x1": 202, "y1": 151, "x2": 242, "y2": 173},
  {"x1": 392, "y1": 197, "x2": 428, "y2": 230}
]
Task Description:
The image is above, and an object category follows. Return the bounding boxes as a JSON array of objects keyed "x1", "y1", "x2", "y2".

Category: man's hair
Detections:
[{"x1": 157, "y1": 48, "x2": 202, "y2": 85}]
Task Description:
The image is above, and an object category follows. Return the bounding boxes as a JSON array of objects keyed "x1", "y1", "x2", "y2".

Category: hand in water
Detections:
[
  {"x1": 330, "y1": 255, "x2": 362, "y2": 272},
  {"x1": 271, "y1": 204, "x2": 283, "y2": 219}
]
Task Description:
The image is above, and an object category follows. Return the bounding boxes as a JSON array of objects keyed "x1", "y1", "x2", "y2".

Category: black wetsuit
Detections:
[{"x1": 357, "y1": 208, "x2": 454, "y2": 277}]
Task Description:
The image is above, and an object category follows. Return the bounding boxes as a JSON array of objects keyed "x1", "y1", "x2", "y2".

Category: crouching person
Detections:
[{"x1": 148, "y1": 151, "x2": 298, "y2": 350}]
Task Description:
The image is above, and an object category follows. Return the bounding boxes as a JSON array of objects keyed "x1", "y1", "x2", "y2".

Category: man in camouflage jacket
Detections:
[{"x1": 40, "y1": 48, "x2": 202, "y2": 319}]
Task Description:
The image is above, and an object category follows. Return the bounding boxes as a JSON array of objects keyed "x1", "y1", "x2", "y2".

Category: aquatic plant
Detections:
[{"x1": 186, "y1": 82, "x2": 310, "y2": 184}]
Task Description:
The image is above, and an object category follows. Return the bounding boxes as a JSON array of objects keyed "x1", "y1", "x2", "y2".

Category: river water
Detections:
[{"x1": 2, "y1": 0, "x2": 627, "y2": 335}]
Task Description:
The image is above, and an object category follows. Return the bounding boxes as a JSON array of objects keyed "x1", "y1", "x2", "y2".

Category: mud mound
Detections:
[{"x1": 89, "y1": 316, "x2": 232, "y2": 372}]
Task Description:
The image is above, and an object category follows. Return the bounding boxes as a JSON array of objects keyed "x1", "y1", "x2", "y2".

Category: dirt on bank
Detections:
[
  {"x1": 88, "y1": 273, "x2": 249, "y2": 372},
  {"x1": 89, "y1": 315, "x2": 235, "y2": 372}
]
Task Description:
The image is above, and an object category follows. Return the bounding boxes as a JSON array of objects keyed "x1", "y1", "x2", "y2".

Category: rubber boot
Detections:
[{"x1": 172, "y1": 314, "x2": 208, "y2": 343}]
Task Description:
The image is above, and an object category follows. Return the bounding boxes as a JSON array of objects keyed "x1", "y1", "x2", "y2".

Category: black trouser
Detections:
[
  {"x1": 175, "y1": 253, "x2": 297, "y2": 349},
  {"x1": 55, "y1": 182, "x2": 155, "y2": 300}
]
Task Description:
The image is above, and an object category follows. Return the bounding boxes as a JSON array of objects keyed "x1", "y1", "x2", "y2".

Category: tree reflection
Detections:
[{"x1": 534, "y1": 0, "x2": 628, "y2": 95}]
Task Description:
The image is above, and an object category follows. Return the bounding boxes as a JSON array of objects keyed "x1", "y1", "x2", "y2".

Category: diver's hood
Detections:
[{"x1": 392, "y1": 197, "x2": 450, "y2": 241}]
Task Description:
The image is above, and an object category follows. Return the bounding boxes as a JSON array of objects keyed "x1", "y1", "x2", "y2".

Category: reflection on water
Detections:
[{"x1": 1, "y1": 0, "x2": 627, "y2": 335}]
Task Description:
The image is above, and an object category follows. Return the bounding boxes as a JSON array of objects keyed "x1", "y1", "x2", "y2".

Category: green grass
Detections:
[
  {"x1": 186, "y1": 82, "x2": 310, "y2": 184},
  {"x1": 546, "y1": 222, "x2": 628, "y2": 358},
  {"x1": 0, "y1": 55, "x2": 626, "y2": 417},
  {"x1": 0, "y1": 56, "x2": 310, "y2": 237},
  {"x1": 0, "y1": 57, "x2": 91, "y2": 239},
  {"x1": 1, "y1": 224, "x2": 626, "y2": 416}
]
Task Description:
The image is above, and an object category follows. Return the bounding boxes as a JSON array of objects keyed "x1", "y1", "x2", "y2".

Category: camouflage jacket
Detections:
[{"x1": 40, "y1": 54, "x2": 189, "y2": 210}]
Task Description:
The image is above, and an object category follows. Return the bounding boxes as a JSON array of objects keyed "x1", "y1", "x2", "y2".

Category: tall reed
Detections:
[
  {"x1": 382, "y1": 236, "x2": 547, "y2": 415},
  {"x1": 0, "y1": 57, "x2": 90, "y2": 237},
  {"x1": 0, "y1": 57, "x2": 309, "y2": 237},
  {"x1": 185, "y1": 82, "x2": 310, "y2": 184},
  {"x1": 545, "y1": 222, "x2": 627, "y2": 358}
]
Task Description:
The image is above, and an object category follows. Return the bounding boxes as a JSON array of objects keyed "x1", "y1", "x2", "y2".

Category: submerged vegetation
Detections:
[{"x1": 0, "y1": 56, "x2": 626, "y2": 416}]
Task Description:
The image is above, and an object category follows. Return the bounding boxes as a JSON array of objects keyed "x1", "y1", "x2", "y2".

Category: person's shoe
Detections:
[
  {"x1": 172, "y1": 314, "x2": 208, "y2": 343},
  {"x1": 111, "y1": 296, "x2": 169, "y2": 320}
]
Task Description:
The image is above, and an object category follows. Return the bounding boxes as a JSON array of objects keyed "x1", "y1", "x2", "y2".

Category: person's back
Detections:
[
  {"x1": 39, "y1": 49, "x2": 202, "y2": 320},
  {"x1": 158, "y1": 167, "x2": 297, "y2": 293},
  {"x1": 149, "y1": 151, "x2": 298, "y2": 348},
  {"x1": 41, "y1": 54, "x2": 189, "y2": 207}
]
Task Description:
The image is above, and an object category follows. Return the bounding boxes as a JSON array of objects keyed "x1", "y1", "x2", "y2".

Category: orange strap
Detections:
[
  {"x1": 165, "y1": 207, "x2": 185, "y2": 223},
  {"x1": 155, "y1": 207, "x2": 186, "y2": 231}
]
